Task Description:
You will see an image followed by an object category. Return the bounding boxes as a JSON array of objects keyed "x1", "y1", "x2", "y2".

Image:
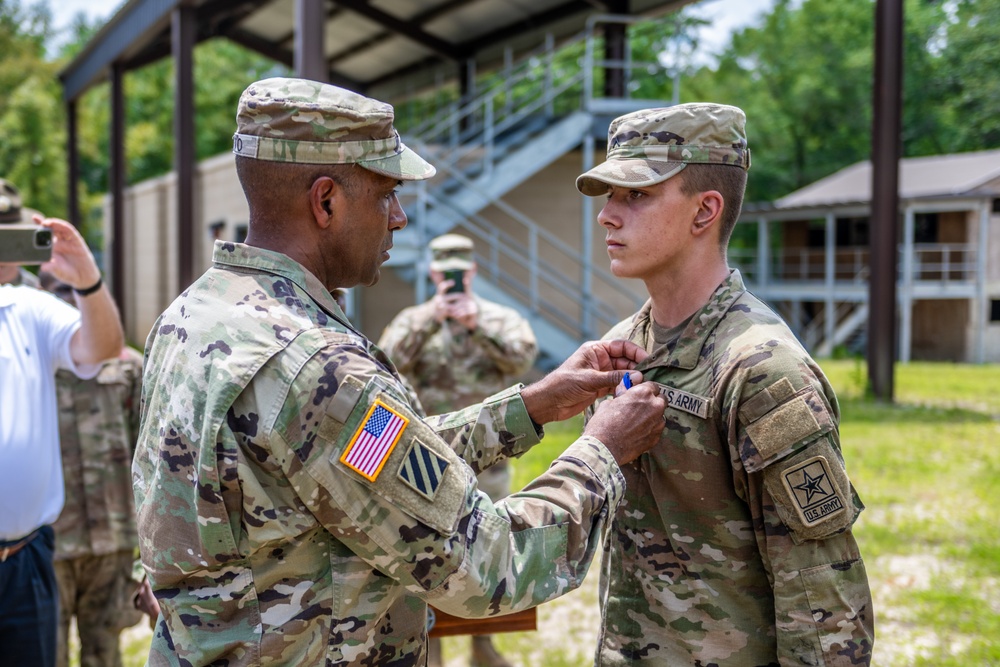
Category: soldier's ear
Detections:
[
  {"x1": 691, "y1": 190, "x2": 723, "y2": 236},
  {"x1": 309, "y1": 176, "x2": 339, "y2": 228}
]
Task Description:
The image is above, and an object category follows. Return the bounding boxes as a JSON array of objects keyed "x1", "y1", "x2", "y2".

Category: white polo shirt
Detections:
[{"x1": 0, "y1": 284, "x2": 99, "y2": 541}]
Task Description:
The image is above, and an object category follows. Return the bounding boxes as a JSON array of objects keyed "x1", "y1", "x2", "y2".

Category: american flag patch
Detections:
[{"x1": 340, "y1": 400, "x2": 409, "y2": 481}]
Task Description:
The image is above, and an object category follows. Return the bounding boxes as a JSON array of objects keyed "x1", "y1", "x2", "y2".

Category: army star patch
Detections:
[
  {"x1": 397, "y1": 440, "x2": 450, "y2": 500},
  {"x1": 341, "y1": 400, "x2": 409, "y2": 482},
  {"x1": 780, "y1": 455, "x2": 846, "y2": 526}
]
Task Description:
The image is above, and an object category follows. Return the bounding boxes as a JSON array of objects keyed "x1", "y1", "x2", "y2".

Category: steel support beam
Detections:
[
  {"x1": 110, "y1": 62, "x2": 127, "y2": 321},
  {"x1": 66, "y1": 100, "x2": 80, "y2": 228},
  {"x1": 174, "y1": 3, "x2": 196, "y2": 292},
  {"x1": 295, "y1": 0, "x2": 327, "y2": 81},
  {"x1": 603, "y1": 21, "x2": 627, "y2": 98},
  {"x1": 868, "y1": 0, "x2": 903, "y2": 401}
]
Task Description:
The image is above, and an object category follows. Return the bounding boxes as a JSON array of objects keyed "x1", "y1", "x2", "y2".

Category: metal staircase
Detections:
[
  {"x1": 801, "y1": 302, "x2": 870, "y2": 358},
  {"x1": 388, "y1": 16, "x2": 671, "y2": 367}
]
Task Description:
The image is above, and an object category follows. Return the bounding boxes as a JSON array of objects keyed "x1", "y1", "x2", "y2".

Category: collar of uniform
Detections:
[
  {"x1": 210, "y1": 240, "x2": 348, "y2": 325},
  {"x1": 631, "y1": 269, "x2": 747, "y2": 372}
]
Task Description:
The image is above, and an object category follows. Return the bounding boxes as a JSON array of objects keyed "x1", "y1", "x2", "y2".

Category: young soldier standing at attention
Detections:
[{"x1": 577, "y1": 103, "x2": 875, "y2": 666}]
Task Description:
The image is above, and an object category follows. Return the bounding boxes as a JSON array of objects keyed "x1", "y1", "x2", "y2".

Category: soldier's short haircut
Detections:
[
  {"x1": 235, "y1": 156, "x2": 360, "y2": 215},
  {"x1": 676, "y1": 163, "x2": 747, "y2": 252}
]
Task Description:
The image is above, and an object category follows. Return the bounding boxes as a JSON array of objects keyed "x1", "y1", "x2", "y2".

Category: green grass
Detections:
[{"x1": 117, "y1": 361, "x2": 1000, "y2": 666}]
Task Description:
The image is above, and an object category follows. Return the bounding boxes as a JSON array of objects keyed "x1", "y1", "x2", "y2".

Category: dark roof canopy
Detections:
[{"x1": 61, "y1": 0, "x2": 687, "y2": 102}]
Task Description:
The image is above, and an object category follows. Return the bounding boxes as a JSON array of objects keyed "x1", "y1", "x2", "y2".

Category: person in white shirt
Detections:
[{"x1": 0, "y1": 197, "x2": 124, "y2": 667}]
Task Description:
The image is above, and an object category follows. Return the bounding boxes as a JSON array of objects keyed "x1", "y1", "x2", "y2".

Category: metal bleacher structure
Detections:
[{"x1": 386, "y1": 15, "x2": 664, "y2": 368}]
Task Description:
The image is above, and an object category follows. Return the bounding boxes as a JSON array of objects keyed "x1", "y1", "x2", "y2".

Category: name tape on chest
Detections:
[
  {"x1": 652, "y1": 383, "x2": 711, "y2": 419},
  {"x1": 340, "y1": 399, "x2": 409, "y2": 482}
]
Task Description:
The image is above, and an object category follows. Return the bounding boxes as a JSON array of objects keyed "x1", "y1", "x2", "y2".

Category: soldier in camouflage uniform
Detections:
[
  {"x1": 379, "y1": 233, "x2": 538, "y2": 667},
  {"x1": 40, "y1": 275, "x2": 144, "y2": 667},
  {"x1": 0, "y1": 177, "x2": 43, "y2": 288},
  {"x1": 576, "y1": 104, "x2": 875, "y2": 666},
  {"x1": 133, "y1": 77, "x2": 669, "y2": 667}
]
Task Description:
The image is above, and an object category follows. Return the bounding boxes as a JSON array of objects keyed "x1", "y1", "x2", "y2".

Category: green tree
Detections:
[
  {"x1": 682, "y1": 0, "x2": 950, "y2": 203},
  {"x1": 934, "y1": 0, "x2": 1000, "y2": 149},
  {"x1": 0, "y1": 0, "x2": 66, "y2": 217}
]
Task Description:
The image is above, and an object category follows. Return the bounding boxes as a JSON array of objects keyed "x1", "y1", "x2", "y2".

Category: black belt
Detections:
[{"x1": 0, "y1": 530, "x2": 39, "y2": 563}]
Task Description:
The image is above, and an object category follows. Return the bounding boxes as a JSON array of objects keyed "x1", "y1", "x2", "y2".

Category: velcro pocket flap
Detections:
[{"x1": 740, "y1": 384, "x2": 835, "y2": 473}]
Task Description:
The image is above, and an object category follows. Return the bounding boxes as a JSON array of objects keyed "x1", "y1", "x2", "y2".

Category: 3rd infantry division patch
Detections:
[
  {"x1": 397, "y1": 440, "x2": 450, "y2": 501},
  {"x1": 780, "y1": 455, "x2": 846, "y2": 526}
]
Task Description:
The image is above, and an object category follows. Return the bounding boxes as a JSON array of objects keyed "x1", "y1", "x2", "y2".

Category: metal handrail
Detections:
[
  {"x1": 394, "y1": 16, "x2": 670, "y2": 343},
  {"x1": 801, "y1": 301, "x2": 858, "y2": 350}
]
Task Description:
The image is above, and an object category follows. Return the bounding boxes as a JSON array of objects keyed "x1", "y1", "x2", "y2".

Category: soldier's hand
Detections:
[
  {"x1": 133, "y1": 578, "x2": 161, "y2": 630},
  {"x1": 445, "y1": 293, "x2": 478, "y2": 330},
  {"x1": 432, "y1": 279, "x2": 460, "y2": 323},
  {"x1": 583, "y1": 383, "x2": 667, "y2": 465},
  {"x1": 520, "y1": 339, "x2": 648, "y2": 424}
]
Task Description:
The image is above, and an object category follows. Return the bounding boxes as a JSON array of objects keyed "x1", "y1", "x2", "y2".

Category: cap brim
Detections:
[
  {"x1": 575, "y1": 159, "x2": 686, "y2": 196},
  {"x1": 360, "y1": 143, "x2": 436, "y2": 181},
  {"x1": 430, "y1": 257, "x2": 474, "y2": 272}
]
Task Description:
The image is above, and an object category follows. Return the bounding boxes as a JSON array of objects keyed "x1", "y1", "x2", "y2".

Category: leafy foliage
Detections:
[{"x1": 1, "y1": 0, "x2": 1000, "y2": 225}]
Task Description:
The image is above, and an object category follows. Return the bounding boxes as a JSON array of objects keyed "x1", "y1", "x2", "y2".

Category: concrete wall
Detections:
[{"x1": 106, "y1": 153, "x2": 249, "y2": 346}]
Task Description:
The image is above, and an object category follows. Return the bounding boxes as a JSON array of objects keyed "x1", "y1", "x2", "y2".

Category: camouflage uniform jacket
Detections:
[
  {"x1": 53, "y1": 347, "x2": 143, "y2": 560},
  {"x1": 590, "y1": 270, "x2": 873, "y2": 666},
  {"x1": 133, "y1": 242, "x2": 625, "y2": 667},
  {"x1": 377, "y1": 296, "x2": 537, "y2": 414}
]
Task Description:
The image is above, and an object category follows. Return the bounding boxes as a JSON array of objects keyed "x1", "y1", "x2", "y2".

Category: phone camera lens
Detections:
[{"x1": 34, "y1": 229, "x2": 53, "y2": 249}]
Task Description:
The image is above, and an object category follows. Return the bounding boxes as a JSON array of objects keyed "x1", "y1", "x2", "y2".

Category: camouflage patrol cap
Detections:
[
  {"x1": 232, "y1": 77, "x2": 435, "y2": 181},
  {"x1": 576, "y1": 103, "x2": 750, "y2": 197},
  {"x1": 429, "y1": 233, "x2": 475, "y2": 271}
]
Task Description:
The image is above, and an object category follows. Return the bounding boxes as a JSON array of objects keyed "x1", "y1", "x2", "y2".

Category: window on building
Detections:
[
  {"x1": 208, "y1": 220, "x2": 225, "y2": 241},
  {"x1": 836, "y1": 216, "x2": 869, "y2": 246},
  {"x1": 992, "y1": 198, "x2": 1000, "y2": 214},
  {"x1": 991, "y1": 299, "x2": 1000, "y2": 323},
  {"x1": 914, "y1": 213, "x2": 939, "y2": 243},
  {"x1": 235, "y1": 224, "x2": 248, "y2": 243}
]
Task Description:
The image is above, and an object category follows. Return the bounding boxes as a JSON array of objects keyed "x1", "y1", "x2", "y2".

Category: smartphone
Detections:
[
  {"x1": 443, "y1": 269, "x2": 465, "y2": 294},
  {"x1": 0, "y1": 224, "x2": 53, "y2": 264}
]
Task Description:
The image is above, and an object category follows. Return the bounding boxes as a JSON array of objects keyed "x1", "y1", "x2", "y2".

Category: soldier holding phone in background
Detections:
[{"x1": 379, "y1": 233, "x2": 538, "y2": 667}]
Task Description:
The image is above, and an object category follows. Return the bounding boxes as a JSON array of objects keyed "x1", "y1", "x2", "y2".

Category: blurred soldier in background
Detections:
[
  {"x1": 379, "y1": 233, "x2": 538, "y2": 667},
  {"x1": 41, "y1": 274, "x2": 146, "y2": 667}
]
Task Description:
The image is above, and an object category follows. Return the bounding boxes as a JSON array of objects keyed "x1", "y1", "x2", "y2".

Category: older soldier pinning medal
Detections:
[{"x1": 133, "y1": 77, "x2": 668, "y2": 667}]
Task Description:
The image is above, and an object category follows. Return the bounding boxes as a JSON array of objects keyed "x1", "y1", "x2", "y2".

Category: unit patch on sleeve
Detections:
[
  {"x1": 340, "y1": 399, "x2": 409, "y2": 481},
  {"x1": 397, "y1": 439, "x2": 450, "y2": 500},
  {"x1": 780, "y1": 455, "x2": 846, "y2": 526}
]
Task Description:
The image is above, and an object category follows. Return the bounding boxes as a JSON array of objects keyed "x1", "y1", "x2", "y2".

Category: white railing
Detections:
[{"x1": 731, "y1": 244, "x2": 978, "y2": 285}]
